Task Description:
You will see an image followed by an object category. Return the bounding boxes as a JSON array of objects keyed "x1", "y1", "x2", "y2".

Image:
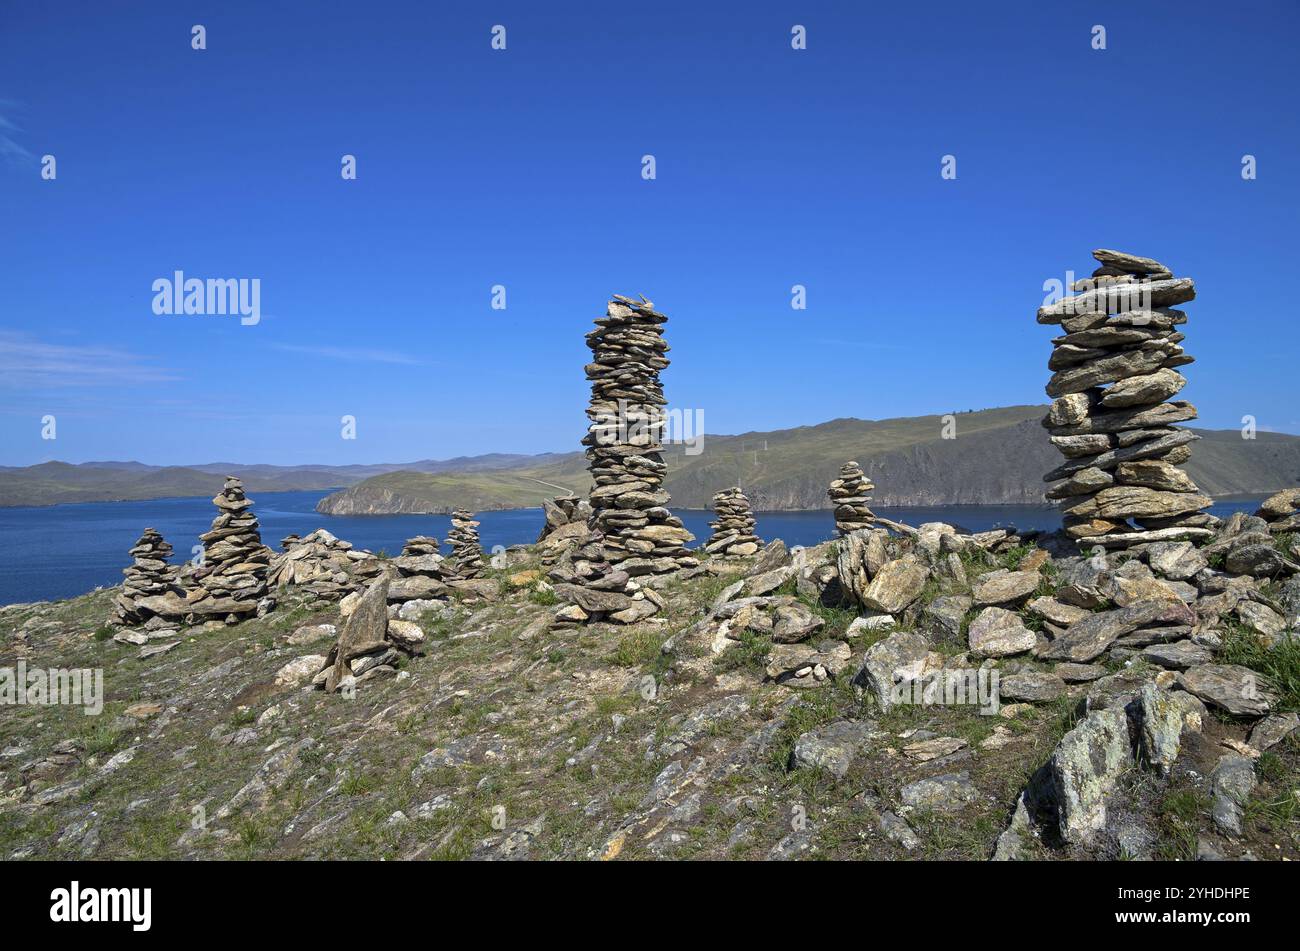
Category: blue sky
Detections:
[{"x1": 2, "y1": 1, "x2": 1298, "y2": 466}]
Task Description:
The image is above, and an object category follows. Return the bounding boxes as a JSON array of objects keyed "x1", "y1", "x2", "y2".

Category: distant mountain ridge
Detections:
[
  {"x1": 5, "y1": 406, "x2": 1297, "y2": 511},
  {"x1": 314, "y1": 406, "x2": 1300, "y2": 515},
  {"x1": 0, "y1": 453, "x2": 570, "y2": 508}
]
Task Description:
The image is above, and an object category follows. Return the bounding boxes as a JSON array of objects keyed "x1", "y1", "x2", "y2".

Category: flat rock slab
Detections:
[
  {"x1": 1248, "y1": 713, "x2": 1299, "y2": 751},
  {"x1": 1142, "y1": 640, "x2": 1212, "y2": 670},
  {"x1": 1041, "y1": 600, "x2": 1195, "y2": 662},
  {"x1": 899, "y1": 772, "x2": 979, "y2": 814},
  {"x1": 1028, "y1": 596, "x2": 1091, "y2": 626},
  {"x1": 972, "y1": 569, "x2": 1041, "y2": 606},
  {"x1": 790, "y1": 719, "x2": 882, "y2": 780},
  {"x1": 1054, "y1": 662, "x2": 1108, "y2": 683},
  {"x1": 902, "y1": 736, "x2": 968, "y2": 761},
  {"x1": 1180, "y1": 664, "x2": 1276, "y2": 716},
  {"x1": 968, "y1": 607, "x2": 1036, "y2": 658},
  {"x1": 999, "y1": 671, "x2": 1067, "y2": 702}
]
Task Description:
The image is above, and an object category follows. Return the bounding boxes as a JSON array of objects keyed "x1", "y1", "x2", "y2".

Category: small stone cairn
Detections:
[
  {"x1": 267, "y1": 528, "x2": 379, "y2": 600},
  {"x1": 186, "y1": 476, "x2": 273, "y2": 618},
  {"x1": 536, "y1": 494, "x2": 594, "y2": 563},
  {"x1": 315, "y1": 574, "x2": 423, "y2": 693},
  {"x1": 704, "y1": 487, "x2": 762, "y2": 556},
  {"x1": 1039, "y1": 250, "x2": 1212, "y2": 548},
  {"x1": 387, "y1": 535, "x2": 451, "y2": 604},
  {"x1": 828, "y1": 462, "x2": 876, "y2": 536},
  {"x1": 113, "y1": 528, "x2": 179, "y2": 624},
  {"x1": 1256, "y1": 490, "x2": 1300, "y2": 535},
  {"x1": 444, "y1": 510, "x2": 486, "y2": 578}
]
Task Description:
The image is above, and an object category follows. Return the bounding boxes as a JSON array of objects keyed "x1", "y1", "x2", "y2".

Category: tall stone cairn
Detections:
[
  {"x1": 113, "y1": 528, "x2": 178, "y2": 624},
  {"x1": 190, "y1": 476, "x2": 272, "y2": 613},
  {"x1": 582, "y1": 295, "x2": 696, "y2": 574},
  {"x1": 828, "y1": 461, "x2": 876, "y2": 536},
  {"x1": 704, "y1": 487, "x2": 762, "y2": 556},
  {"x1": 1039, "y1": 249, "x2": 1213, "y2": 548},
  {"x1": 445, "y1": 510, "x2": 486, "y2": 578}
]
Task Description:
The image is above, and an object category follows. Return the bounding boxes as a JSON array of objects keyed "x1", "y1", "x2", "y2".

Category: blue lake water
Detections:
[{"x1": 0, "y1": 490, "x2": 1268, "y2": 606}]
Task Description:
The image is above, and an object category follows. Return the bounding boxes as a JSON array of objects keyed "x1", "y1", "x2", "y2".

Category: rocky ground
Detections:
[{"x1": 2, "y1": 515, "x2": 1298, "y2": 861}]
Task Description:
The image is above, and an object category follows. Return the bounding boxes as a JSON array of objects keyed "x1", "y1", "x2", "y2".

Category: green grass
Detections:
[
  {"x1": 1219, "y1": 625, "x2": 1300, "y2": 711},
  {"x1": 713, "y1": 631, "x2": 772, "y2": 674},
  {"x1": 609, "y1": 628, "x2": 671, "y2": 668},
  {"x1": 1156, "y1": 787, "x2": 1211, "y2": 860}
]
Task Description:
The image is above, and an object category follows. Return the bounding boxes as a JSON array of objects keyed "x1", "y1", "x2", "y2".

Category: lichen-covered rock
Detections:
[
  {"x1": 855, "y1": 631, "x2": 935, "y2": 712},
  {"x1": 1049, "y1": 706, "x2": 1133, "y2": 844}
]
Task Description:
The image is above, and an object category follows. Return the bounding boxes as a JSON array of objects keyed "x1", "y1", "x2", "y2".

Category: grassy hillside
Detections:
[
  {"x1": 0, "y1": 462, "x2": 354, "y2": 508},
  {"x1": 316, "y1": 406, "x2": 1300, "y2": 514},
  {"x1": 9, "y1": 407, "x2": 1296, "y2": 512}
]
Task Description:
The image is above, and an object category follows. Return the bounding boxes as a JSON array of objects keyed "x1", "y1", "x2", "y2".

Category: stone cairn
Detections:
[
  {"x1": 186, "y1": 476, "x2": 273, "y2": 617},
  {"x1": 316, "y1": 574, "x2": 424, "y2": 693},
  {"x1": 581, "y1": 295, "x2": 696, "y2": 574},
  {"x1": 1256, "y1": 489, "x2": 1300, "y2": 535},
  {"x1": 444, "y1": 510, "x2": 486, "y2": 578},
  {"x1": 550, "y1": 295, "x2": 697, "y2": 625},
  {"x1": 828, "y1": 462, "x2": 876, "y2": 536},
  {"x1": 113, "y1": 528, "x2": 179, "y2": 624},
  {"x1": 536, "y1": 494, "x2": 594, "y2": 563},
  {"x1": 388, "y1": 535, "x2": 450, "y2": 605},
  {"x1": 704, "y1": 487, "x2": 762, "y2": 556},
  {"x1": 1039, "y1": 249, "x2": 1212, "y2": 548},
  {"x1": 267, "y1": 528, "x2": 379, "y2": 600}
]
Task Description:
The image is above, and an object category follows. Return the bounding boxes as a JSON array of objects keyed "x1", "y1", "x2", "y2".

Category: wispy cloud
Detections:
[
  {"x1": 0, "y1": 331, "x2": 180, "y2": 387},
  {"x1": 0, "y1": 100, "x2": 34, "y2": 165},
  {"x1": 269, "y1": 342, "x2": 430, "y2": 366}
]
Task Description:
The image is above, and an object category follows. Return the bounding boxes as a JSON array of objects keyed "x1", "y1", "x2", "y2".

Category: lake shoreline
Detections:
[{"x1": 0, "y1": 490, "x2": 1274, "y2": 607}]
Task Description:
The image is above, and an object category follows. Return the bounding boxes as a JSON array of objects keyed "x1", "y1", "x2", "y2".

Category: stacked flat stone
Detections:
[
  {"x1": 400, "y1": 535, "x2": 442, "y2": 559},
  {"x1": 388, "y1": 535, "x2": 450, "y2": 603},
  {"x1": 581, "y1": 295, "x2": 696, "y2": 575},
  {"x1": 315, "y1": 574, "x2": 424, "y2": 694},
  {"x1": 1039, "y1": 250, "x2": 1213, "y2": 548},
  {"x1": 188, "y1": 476, "x2": 273, "y2": 615},
  {"x1": 113, "y1": 528, "x2": 179, "y2": 624},
  {"x1": 267, "y1": 528, "x2": 379, "y2": 600},
  {"x1": 828, "y1": 462, "x2": 876, "y2": 536},
  {"x1": 704, "y1": 487, "x2": 762, "y2": 556},
  {"x1": 1256, "y1": 490, "x2": 1300, "y2": 535},
  {"x1": 444, "y1": 510, "x2": 486, "y2": 578},
  {"x1": 536, "y1": 495, "x2": 594, "y2": 563},
  {"x1": 537, "y1": 495, "x2": 592, "y2": 543}
]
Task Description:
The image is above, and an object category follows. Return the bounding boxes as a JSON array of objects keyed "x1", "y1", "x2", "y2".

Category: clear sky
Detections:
[{"x1": 2, "y1": 1, "x2": 1297, "y2": 466}]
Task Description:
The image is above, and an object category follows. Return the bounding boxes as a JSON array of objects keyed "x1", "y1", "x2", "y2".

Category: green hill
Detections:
[{"x1": 315, "y1": 406, "x2": 1300, "y2": 514}]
